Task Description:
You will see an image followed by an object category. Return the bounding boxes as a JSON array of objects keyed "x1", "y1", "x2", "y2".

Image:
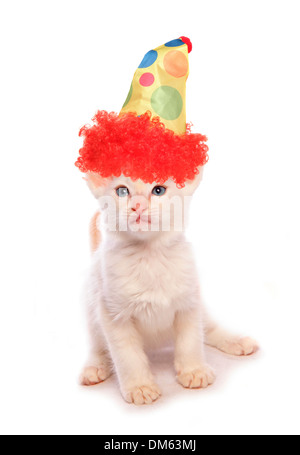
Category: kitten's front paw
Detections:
[
  {"x1": 80, "y1": 366, "x2": 111, "y2": 386},
  {"x1": 218, "y1": 336, "x2": 259, "y2": 356},
  {"x1": 177, "y1": 365, "x2": 216, "y2": 389},
  {"x1": 123, "y1": 384, "x2": 162, "y2": 406}
]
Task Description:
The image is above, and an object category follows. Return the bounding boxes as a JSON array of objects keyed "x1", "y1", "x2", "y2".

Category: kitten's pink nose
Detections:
[
  {"x1": 131, "y1": 202, "x2": 147, "y2": 213},
  {"x1": 132, "y1": 203, "x2": 140, "y2": 212}
]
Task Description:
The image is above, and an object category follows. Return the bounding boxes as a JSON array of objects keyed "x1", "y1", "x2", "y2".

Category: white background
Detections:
[{"x1": 0, "y1": 0, "x2": 299, "y2": 436}]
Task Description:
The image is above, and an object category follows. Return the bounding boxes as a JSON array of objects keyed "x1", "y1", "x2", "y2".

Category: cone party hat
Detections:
[
  {"x1": 121, "y1": 37, "x2": 192, "y2": 135},
  {"x1": 76, "y1": 37, "x2": 209, "y2": 187}
]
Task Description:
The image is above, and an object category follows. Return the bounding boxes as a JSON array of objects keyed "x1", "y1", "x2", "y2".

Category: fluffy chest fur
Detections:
[{"x1": 98, "y1": 233, "x2": 199, "y2": 331}]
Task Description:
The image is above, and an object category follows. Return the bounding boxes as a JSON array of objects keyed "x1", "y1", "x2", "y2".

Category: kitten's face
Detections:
[{"x1": 87, "y1": 170, "x2": 203, "y2": 238}]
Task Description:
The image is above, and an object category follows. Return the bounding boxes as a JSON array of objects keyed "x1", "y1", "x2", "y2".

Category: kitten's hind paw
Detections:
[
  {"x1": 123, "y1": 384, "x2": 162, "y2": 406},
  {"x1": 218, "y1": 336, "x2": 259, "y2": 356},
  {"x1": 80, "y1": 366, "x2": 111, "y2": 386},
  {"x1": 177, "y1": 365, "x2": 216, "y2": 389}
]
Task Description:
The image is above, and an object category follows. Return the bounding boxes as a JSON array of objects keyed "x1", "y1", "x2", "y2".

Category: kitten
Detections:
[{"x1": 80, "y1": 170, "x2": 258, "y2": 405}]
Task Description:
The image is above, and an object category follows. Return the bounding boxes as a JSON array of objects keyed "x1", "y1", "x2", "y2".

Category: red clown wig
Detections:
[{"x1": 75, "y1": 111, "x2": 209, "y2": 187}]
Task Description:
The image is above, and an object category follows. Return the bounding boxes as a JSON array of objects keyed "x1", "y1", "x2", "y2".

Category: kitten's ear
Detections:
[
  {"x1": 184, "y1": 166, "x2": 204, "y2": 195},
  {"x1": 84, "y1": 172, "x2": 109, "y2": 198}
]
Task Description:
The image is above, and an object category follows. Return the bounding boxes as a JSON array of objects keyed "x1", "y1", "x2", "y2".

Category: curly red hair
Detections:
[{"x1": 75, "y1": 111, "x2": 209, "y2": 187}]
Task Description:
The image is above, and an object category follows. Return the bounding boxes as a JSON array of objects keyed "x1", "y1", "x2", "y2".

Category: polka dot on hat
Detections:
[
  {"x1": 138, "y1": 50, "x2": 158, "y2": 68},
  {"x1": 139, "y1": 73, "x2": 155, "y2": 87},
  {"x1": 151, "y1": 86, "x2": 183, "y2": 121},
  {"x1": 165, "y1": 38, "x2": 185, "y2": 48},
  {"x1": 122, "y1": 83, "x2": 133, "y2": 108},
  {"x1": 164, "y1": 51, "x2": 188, "y2": 78}
]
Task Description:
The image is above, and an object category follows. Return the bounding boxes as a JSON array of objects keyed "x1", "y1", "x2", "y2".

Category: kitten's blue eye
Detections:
[
  {"x1": 152, "y1": 186, "x2": 166, "y2": 196},
  {"x1": 116, "y1": 187, "x2": 129, "y2": 197}
]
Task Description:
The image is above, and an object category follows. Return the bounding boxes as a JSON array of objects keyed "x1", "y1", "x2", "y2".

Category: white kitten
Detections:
[{"x1": 80, "y1": 170, "x2": 258, "y2": 405}]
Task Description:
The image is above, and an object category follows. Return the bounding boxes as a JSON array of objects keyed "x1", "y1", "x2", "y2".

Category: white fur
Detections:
[{"x1": 80, "y1": 172, "x2": 258, "y2": 405}]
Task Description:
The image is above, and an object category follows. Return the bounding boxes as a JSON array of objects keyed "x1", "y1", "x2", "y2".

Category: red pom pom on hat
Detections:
[{"x1": 180, "y1": 36, "x2": 192, "y2": 53}]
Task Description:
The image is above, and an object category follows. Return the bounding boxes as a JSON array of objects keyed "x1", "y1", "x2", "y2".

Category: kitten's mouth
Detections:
[{"x1": 132, "y1": 214, "x2": 151, "y2": 225}]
